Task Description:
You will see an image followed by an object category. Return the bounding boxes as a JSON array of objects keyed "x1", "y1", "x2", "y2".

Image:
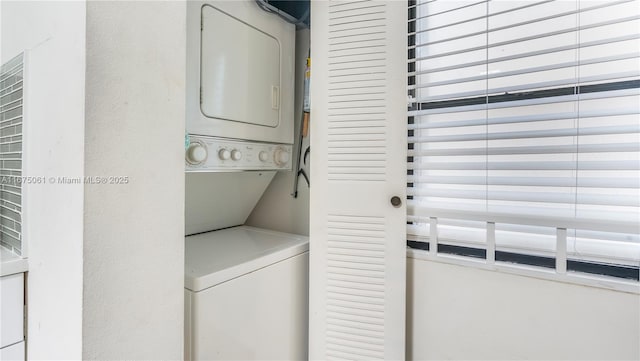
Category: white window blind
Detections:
[{"x1": 407, "y1": 0, "x2": 640, "y2": 280}]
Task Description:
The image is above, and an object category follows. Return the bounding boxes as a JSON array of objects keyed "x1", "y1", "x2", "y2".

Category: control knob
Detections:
[
  {"x1": 258, "y1": 151, "x2": 269, "y2": 162},
  {"x1": 218, "y1": 148, "x2": 231, "y2": 160},
  {"x1": 231, "y1": 149, "x2": 242, "y2": 161},
  {"x1": 186, "y1": 143, "x2": 208, "y2": 165},
  {"x1": 273, "y1": 148, "x2": 290, "y2": 166}
]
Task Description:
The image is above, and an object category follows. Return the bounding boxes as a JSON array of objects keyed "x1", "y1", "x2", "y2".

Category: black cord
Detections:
[
  {"x1": 303, "y1": 146, "x2": 310, "y2": 165},
  {"x1": 298, "y1": 169, "x2": 310, "y2": 187}
]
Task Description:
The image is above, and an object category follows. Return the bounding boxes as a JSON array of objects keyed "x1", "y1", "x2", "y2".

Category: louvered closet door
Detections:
[{"x1": 309, "y1": 1, "x2": 407, "y2": 360}]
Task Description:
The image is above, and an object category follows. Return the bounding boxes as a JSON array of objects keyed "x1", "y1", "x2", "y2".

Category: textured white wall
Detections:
[
  {"x1": 246, "y1": 29, "x2": 310, "y2": 236},
  {"x1": 407, "y1": 257, "x2": 640, "y2": 360},
  {"x1": 1, "y1": 2, "x2": 86, "y2": 359},
  {"x1": 83, "y1": 2, "x2": 185, "y2": 359}
]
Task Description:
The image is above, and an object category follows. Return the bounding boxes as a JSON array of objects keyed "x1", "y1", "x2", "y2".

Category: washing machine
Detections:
[{"x1": 184, "y1": 226, "x2": 309, "y2": 361}]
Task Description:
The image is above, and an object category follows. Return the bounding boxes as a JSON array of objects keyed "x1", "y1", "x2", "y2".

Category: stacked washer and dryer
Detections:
[{"x1": 183, "y1": 1, "x2": 308, "y2": 360}]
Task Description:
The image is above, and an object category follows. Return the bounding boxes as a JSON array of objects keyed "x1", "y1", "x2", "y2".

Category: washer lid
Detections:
[{"x1": 184, "y1": 226, "x2": 309, "y2": 292}]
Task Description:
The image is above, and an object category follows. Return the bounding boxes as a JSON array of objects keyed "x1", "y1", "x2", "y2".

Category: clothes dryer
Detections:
[{"x1": 186, "y1": 0, "x2": 295, "y2": 145}]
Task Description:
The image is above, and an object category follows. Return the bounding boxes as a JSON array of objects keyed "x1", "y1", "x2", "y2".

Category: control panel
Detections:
[{"x1": 185, "y1": 135, "x2": 292, "y2": 172}]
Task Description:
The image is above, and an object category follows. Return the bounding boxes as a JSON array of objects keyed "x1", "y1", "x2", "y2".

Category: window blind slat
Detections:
[
  {"x1": 408, "y1": 161, "x2": 640, "y2": 171},
  {"x1": 407, "y1": 189, "x2": 640, "y2": 208},
  {"x1": 408, "y1": 108, "x2": 639, "y2": 130},
  {"x1": 408, "y1": 143, "x2": 640, "y2": 156},
  {"x1": 414, "y1": 71, "x2": 640, "y2": 102},
  {"x1": 409, "y1": 125, "x2": 640, "y2": 143},
  {"x1": 408, "y1": 88, "x2": 639, "y2": 116},
  {"x1": 406, "y1": 204, "x2": 640, "y2": 235},
  {"x1": 407, "y1": 176, "x2": 640, "y2": 189}
]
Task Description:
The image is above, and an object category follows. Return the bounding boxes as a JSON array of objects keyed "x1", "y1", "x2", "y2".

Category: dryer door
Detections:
[{"x1": 201, "y1": 5, "x2": 281, "y2": 128}]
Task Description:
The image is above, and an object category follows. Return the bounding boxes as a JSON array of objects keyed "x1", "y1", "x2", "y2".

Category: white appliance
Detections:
[
  {"x1": 184, "y1": 226, "x2": 309, "y2": 361},
  {"x1": 184, "y1": 3, "x2": 306, "y2": 361},
  {"x1": 183, "y1": 0, "x2": 296, "y2": 233},
  {"x1": 186, "y1": 0, "x2": 295, "y2": 145},
  {"x1": 184, "y1": 0, "x2": 295, "y2": 232}
]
